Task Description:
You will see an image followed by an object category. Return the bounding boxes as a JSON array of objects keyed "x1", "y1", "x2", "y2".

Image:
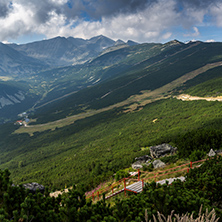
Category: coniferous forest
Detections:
[
  {"x1": 1, "y1": 39, "x2": 222, "y2": 221},
  {"x1": 0, "y1": 156, "x2": 221, "y2": 221}
]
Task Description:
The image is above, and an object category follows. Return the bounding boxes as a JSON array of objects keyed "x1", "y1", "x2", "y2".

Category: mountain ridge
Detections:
[
  {"x1": 1, "y1": 37, "x2": 222, "y2": 123},
  {"x1": 0, "y1": 37, "x2": 222, "y2": 194},
  {"x1": 7, "y1": 35, "x2": 129, "y2": 67}
]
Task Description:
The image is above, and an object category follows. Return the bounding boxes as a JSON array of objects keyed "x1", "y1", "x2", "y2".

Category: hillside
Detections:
[
  {"x1": 1, "y1": 97, "x2": 222, "y2": 190},
  {"x1": 31, "y1": 41, "x2": 222, "y2": 124},
  {"x1": 0, "y1": 156, "x2": 221, "y2": 221},
  {"x1": 1, "y1": 38, "x2": 222, "y2": 123},
  {"x1": 0, "y1": 81, "x2": 39, "y2": 123},
  {"x1": 0, "y1": 38, "x2": 222, "y2": 193},
  {"x1": 0, "y1": 35, "x2": 133, "y2": 122},
  {"x1": 9, "y1": 35, "x2": 119, "y2": 67}
]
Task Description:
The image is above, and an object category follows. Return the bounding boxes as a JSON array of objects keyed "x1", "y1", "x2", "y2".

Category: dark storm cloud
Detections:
[
  {"x1": 0, "y1": 1, "x2": 11, "y2": 18},
  {"x1": 65, "y1": 0, "x2": 220, "y2": 20},
  {"x1": 86, "y1": 0, "x2": 149, "y2": 18},
  {"x1": 1, "y1": 0, "x2": 222, "y2": 43},
  {"x1": 179, "y1": 0, "x2": 217, "y2": 8},
  {"x1": 17, "y1": 0, "x2": 64, "y2": 23},
  {"x1": 66, "y1": 0, "x2": 153, "y2": 20}
]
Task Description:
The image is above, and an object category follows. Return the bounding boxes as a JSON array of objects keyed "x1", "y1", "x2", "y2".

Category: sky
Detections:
[{"x1": 1, "y1": 0, "x2": 222, "y2": 44}]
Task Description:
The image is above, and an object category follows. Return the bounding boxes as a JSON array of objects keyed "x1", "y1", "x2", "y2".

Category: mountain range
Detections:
[
  {"x1": 6, "y1": 35, "x2": 136, "y2": 70},
  {"x1": 0, "y1": 35, "x2": 140, "y2": 122},
  {"x1": 0, "y1": 35, "x2": 222, "y2": 125},
  {"x1": 0, "y1": 34, "x2": 222, "y2": 192}
]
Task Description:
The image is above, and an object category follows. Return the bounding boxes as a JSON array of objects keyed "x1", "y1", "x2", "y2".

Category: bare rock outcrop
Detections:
[
  {"x1": 132, "y1": 155, "x2": 153, "y2": 169},
  {"x1": 132, "y1": 161, "x2": 143, "y2": 169},
  {"x1": 150, "y1": 143, "x2": 177, "y2": 158},
  {"x1": 22, "y1": 182, "x2": 45, "y2": 194},
  {"x1": 152, "y1": 159, "x2": 166, "y2": 169},
  {"x1": 207, "y1": 148, "x2": 216, "y2": 157},
  {"x1": 156, "y1": 176, "x2": 185, "y2": 185},
  {"x1": 135, "y1": 155, "x2": 152, "y2": 162}
]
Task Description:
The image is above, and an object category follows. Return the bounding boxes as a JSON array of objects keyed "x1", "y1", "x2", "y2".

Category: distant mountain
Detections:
[
  {"x1": 32, "y1": 40, "x2": 222, "y2": 124},
  {"x1": 127, "y1": 40, "x2": 139, "y2": 46},
  {"x1": 115, "y1": 39, "x2": 125, "y2": 45},
  {"x1": 2, "y1": 36, "x2": 222, "y2": 124},
  {"x1": 8, "y1": 35, "x2": 119, "y2": 67},
  {"x1": 0, "y1": 43, "x2": 48, "y2": 77},
  {"x1": 0, "y1": 35, "x2": 134, "y2": 79},
  {"x1": 0, "y1": 82, "x2": 24, "y2": 108}
]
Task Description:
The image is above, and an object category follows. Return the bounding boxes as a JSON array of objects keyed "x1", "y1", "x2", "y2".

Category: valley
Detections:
[
  {"x1": 0, "y1": 36, "x2": 222, "y2": 221},
  {"x1": 13, "y1": 60, "x2": 222, "y2": 135}
]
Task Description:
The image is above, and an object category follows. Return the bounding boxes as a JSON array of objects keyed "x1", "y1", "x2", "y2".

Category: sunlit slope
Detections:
[
  {"x1": 33, "y1": 41, "x2": 222, "y2": 124},
  {"x1": 14, "y1": 61, "x2": 222, "y2": 135}
]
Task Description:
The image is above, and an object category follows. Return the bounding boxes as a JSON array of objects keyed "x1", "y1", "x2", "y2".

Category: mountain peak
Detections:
[
  {"x1": 167, "y1": 39, "x2": 183, "y2": 45},
  {"x1": 115, "y1": 39, "x2": 125, "y2": 45},
  {"x1": 127, "y1": 40, "x2": 138, "y2": 46},
  {"x1": 88, "y1": 35, "x2": 114, "y2": 43}
]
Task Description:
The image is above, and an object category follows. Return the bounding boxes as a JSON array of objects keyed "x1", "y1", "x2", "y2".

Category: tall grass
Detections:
[{"x1": 146, "y1": 206, "x2": 220, "y2": 222}]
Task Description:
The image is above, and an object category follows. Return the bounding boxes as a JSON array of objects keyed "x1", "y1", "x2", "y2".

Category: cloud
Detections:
[
  {"x1": 63, "y1": 0, "x2": 152, "y2": 20},
  {"x1": 162, "y1": 32, "x2": 172, "y2": 39},
  {"x1": 0, "y1": 1, "x2": 12, "y2": 18},
  {"x1": 80, "y1": 0, "x2": 149, "y2": 19},
  {"x1": 46, "y1": 0, "x2": 179, "y2": 43},
  {"x1": 179, "y1": 0, "x2": 216, "y2": 9},
  {"x1": 0, "y1": 0, "x2": 68, "y2": 41},
  {"x1": 210, "y1": 2, "x2": 222, "y2": 27},
  {"x1": 0, "y1": 0, "x2": 222, "y2": 43},
  {"x1": 205, "y1": 39, "x2": 215, "y2": 42},
  {"x1": 184, "y1": 26, "x2": 200, "y2": 37}
]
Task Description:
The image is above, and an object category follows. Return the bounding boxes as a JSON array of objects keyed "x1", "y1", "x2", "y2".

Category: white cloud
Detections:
[
  {"x1": 0, "y1": 0, "x2": 222, "y2": 43},
  {"x1": 46, "y1": 0, "x2": 179, "y2": 43},
  {"x1": 183, "y1": 26, "x2": 200, "y2": 37},
  {"x1": 0, "y1": 2, "x2": 35, "y2": 40},
  {"x1": 49, "y1": 0, "x2": 67, "y2": 5},
  {"x1": 162, "y1": 32, "x2": 172, "y2": 39},
  {"x1": 0, "y1": 0, "x2": 180, "y2": 43},
  {"x1": 210, "y1": 2, "x2": 222, "y2": 27},
  {"x1": 205, "y1": 39, "x2": 215, "y2": 42},
  {"x1": 0, "y1": 0, "x2": 70, "y2": 42}
]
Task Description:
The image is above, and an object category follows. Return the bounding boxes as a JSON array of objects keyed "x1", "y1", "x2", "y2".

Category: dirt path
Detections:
[
  {"x1": 50, "y1": 188, "x2": 69, "y2": 198},
  {"x1": 176, "y1": 94, "x2": 222, "y2": 102}
]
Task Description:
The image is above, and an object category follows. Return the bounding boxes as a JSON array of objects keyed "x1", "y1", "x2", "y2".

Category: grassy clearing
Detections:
[{"x1": 0, "y1": 76, "x2": 13, "y2": 81}]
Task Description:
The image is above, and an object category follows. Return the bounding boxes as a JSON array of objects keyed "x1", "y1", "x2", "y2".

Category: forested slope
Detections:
[
  {"x1": 1, "y1": 97, "x2": 222, "y2": 190},
  {"x1": 0, "y1": 156, "x2": 221, "y2": 221},
  {"x1": 1, "y1": 40, "x2": 222, "y2": 202},
  {"x1": 33, "y1": 41, "x2": 222, "y2": 124}
]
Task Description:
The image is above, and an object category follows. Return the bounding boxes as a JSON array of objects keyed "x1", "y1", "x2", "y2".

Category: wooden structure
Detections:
[
  {"x1": 87, "y1": 159, "x2": 210, "y2": 201},
  {"x1": 125, "y1": 180, "x2": 144, "y2": 193}
]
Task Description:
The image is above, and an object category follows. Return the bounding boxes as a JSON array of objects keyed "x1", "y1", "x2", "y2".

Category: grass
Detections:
[
  {"x1": 0, "y1": 76, "x2": 13, "y2": 81},
  {"x1": 149, "y1": 206, "x2": 219, "y2": 222}
]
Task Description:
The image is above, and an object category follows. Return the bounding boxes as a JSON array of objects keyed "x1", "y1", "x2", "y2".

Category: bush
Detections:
[
  {"x1": 189, "y1": 150, "x2": 206, "y2": 162},
  {"x1": 143, "y1": 163, "x2": 154, "y2": 172},
  {"x1": 115, "y1": 170, "x2": 129, "y2": 181}
]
